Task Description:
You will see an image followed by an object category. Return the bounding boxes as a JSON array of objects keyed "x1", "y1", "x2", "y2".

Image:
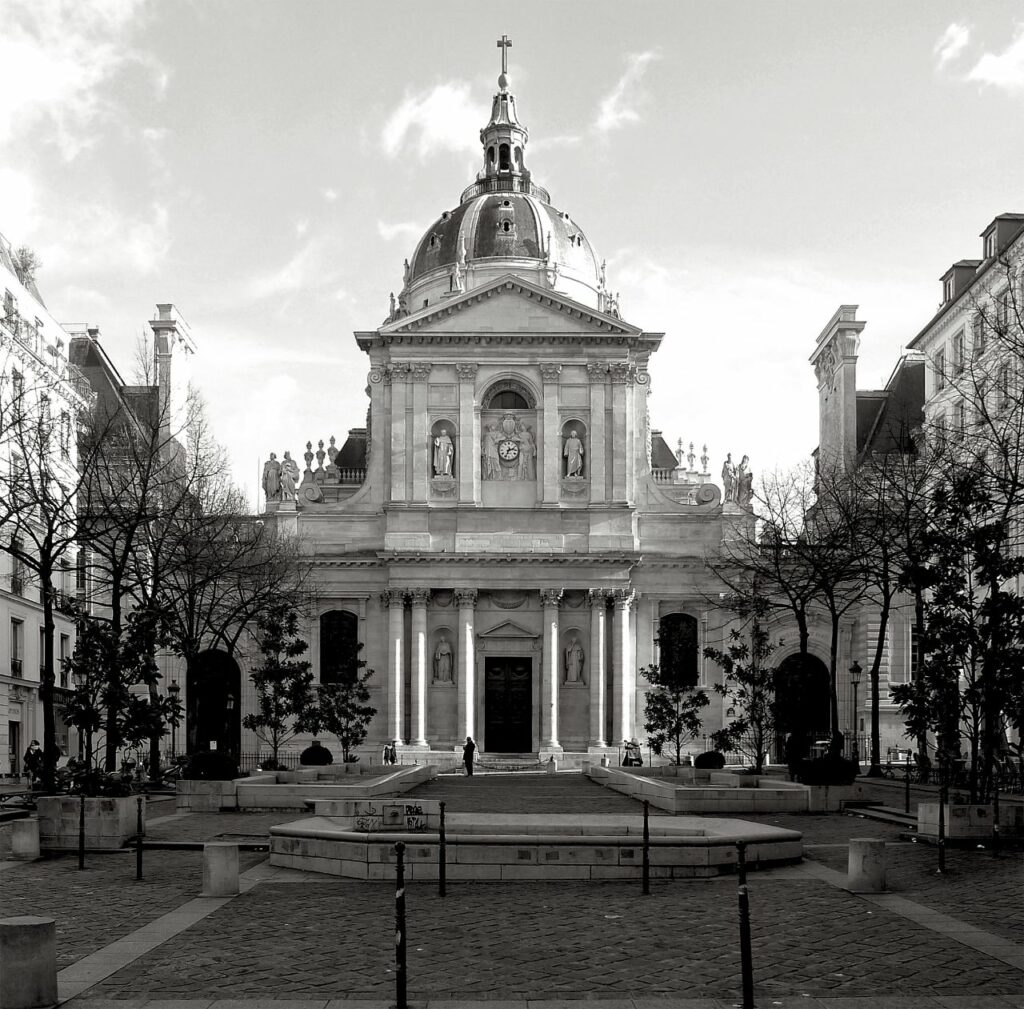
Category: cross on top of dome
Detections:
[{"x1": 497, "y1": 34, "x2": 512, "y2": 90}]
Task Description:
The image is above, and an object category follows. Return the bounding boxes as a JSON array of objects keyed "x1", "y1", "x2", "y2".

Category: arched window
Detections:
[
  {"x1": 487, "y1": 145, "x2": 495, "y2": 165},
  {"x1": 657, "y1": 613, "x2": 699, "y2": 687},
  {"x1": 499, "y1": 143, "x2": 511, "y2": 171},
  {"x1": 320, "y1": 609, "x2": 359, "y2": 685},
  {"x1": 482, "y1": 380, "x2": 536, "y2": 409},
  {"x1": 489, "y1": 390, "x2": 527, "y2": 409}
]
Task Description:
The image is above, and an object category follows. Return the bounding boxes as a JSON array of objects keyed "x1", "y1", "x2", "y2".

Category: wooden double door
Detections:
[{"x1": 484, "y1": 656, "x2": 533, "y2": 753}]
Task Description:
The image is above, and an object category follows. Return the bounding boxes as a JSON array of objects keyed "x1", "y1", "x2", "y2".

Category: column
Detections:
[
  {"x1": 588, "y1": 589, "x2": 609, "y2": 747},
  {"x1": 383, "y1": 589, "x2": 406, "y2": 743},
  {"x1": 541, "y1": 588, "x2": 563, "y2": 750},
  {"x1": 454, "y1": 589, "x2": 477, "y2": 742},
  {"x1": 612, "y1": 588, "x2": 635, "y2": 745},
  {"x1": 409, "y1": 363, "x2": 431, "y2": 501},
  {"x1": 456, "y1": 363, "x2": 478, "y2": 502},
  {"x1": 587, "y1": 363, "x2": 607, "y2": 503},
  {"x1": 540, "y1": 363, "x2": 562, "y2": 503},
  {"x1": 409, "y1": 589, "x2": 430, "y2": 747},
  {"x1": 389, "y1": 367, "x2": 408, "y2": 502}
]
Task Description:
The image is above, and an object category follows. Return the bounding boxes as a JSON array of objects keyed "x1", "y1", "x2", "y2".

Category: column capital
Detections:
[
  {"x1": 381, "y1": 588, "x2": 407, "y2": 608},
  {"x1": 587, "y1": 588, "x2": 611, "y2": 607},
  {"x1": 609, "y1": 361, "x2": 634, "y2": 384},
  {"x1": 408, "y1": 588, "x2": 431, "y2": 606},
  {"x1": 539, "y1": 363, "x2": 563, "y2": 383},
  {"x1": 454, "y1": 588, "x2": 478, "y2": 608},
  {"x1": 586, "y1": 361, "x2": 609, "y2": 381},
  {"x1": 611, "y1": 587, "x2": 636, "y2": 608},
  {"x1": 409, "y1": 362, "x2": 433, "y2": 382},
  {"x1": 540, "y1": 588, "x2": 564, "y2": 608},
  {"x1": 455, "y1": 363, "x2": 478, "y2": 381}
]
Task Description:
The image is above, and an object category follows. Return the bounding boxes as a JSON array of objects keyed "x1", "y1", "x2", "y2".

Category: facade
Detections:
[
  {"x1": 258, "y1": 60, "x2": 744, "y2": 760},
  {"x1": 0, "y1": 233, "x2": 90, "y2": 775},
  {"x1": 811, "y1": 212, "x2": 1024, "y2": 760}
]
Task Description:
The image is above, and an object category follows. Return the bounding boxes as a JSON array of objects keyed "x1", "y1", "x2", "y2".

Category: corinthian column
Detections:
[
  {"x1": 383, "y1": 589, "x2": 407, "y2": 744},
  {"x1": 454, "y1": 589, "x2": 478, "y2": 742},
  {"x1": 541, "y1": 588, "x2": 563, "y2": 750},
  {"x1": 588, "y1": 589, "x2": 609, "y2": 747},
  {"x1": 612, "y1": 588, "x2": 635, "y2": 745},
  {"x1": 409, "y1": 589, "x2": 430, "y2": 747}
]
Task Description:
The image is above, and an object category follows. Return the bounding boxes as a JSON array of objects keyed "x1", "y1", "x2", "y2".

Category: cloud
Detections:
[
  {"x1": 966, "y1": 24, "x2": 1024, "y2": 93},
  {"x1": 322, "y1": 188, "x2": 338, "y2": 203},
  {"x1": 0, "y1": 167, "x2": 37, "y2": 240},
  {"x1": 594, "y1": 52, "x2": 660, "y2": 135},
  {"x1": 241, "y1": 238, "x2": 343, "y2": 301},
  {"x1": 934, "y1": 23, "x2": 971, "y2": 68},
  {"x1": 381, "y1": 81, "x2": 483, "y2": 161},
  {"x1": 0, "y1": 0, "x2": 160, "y2": 160},
  {"x1": 377, "y1": 220, "x2": 424, "y2": 242}
]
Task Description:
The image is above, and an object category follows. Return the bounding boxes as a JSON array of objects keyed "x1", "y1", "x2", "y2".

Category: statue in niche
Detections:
[
  {"x1": 737, "y1": 455, "x2": 753, "y2": 507},
  {"x1": 516, "y1": 422, "x2": 536, "y2": 480},
  {"x1": 433, "y1": 427, "x2": 455, "y2": 477},
  {"x1": 481, "y1": 424, "x2": 500, "y2": 481},
  {"x1": 433, "y1": 636, "x2": 453, "y2": 682},
  {"x1": 262, "y1": 453, "x2": 281, "y2": 502},
  {"x1": 564, "y1": 430, "x2": 585, "y2": 478},
  {"x1": 280, "y1": 451, "x2": 300, "y2": 500},
  {"x1": 721, "y1": 453, "x2": 736, "y2": 503},
  {"x1": 564, "y1": 637, "x2": 585, "y2": 684}
]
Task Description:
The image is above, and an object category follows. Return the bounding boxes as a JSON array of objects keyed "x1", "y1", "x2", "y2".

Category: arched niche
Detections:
[
  {"x1": 561, "y1": 626, "x2": 586, "y2": 686},
  {"x1": 186, "y1": 649, "x2": 241, "y2": 759},
  {"x1": 482, "y1": 378, "x2": 536, "y2": 410},
  {"x1": 430, "y1": 419, "x2": 456, "y2": 478},
  {"x1": 656, "y1": 612, "x2": 700, "y2": 687},
  {"x1": 561, "y1": 419, "x2": 588, "y2": 479},
  {"x1": 430, "y1": 626, "x2": 456, "y2": 685},
  {"x1": 775, "y1": 653, "x2": 831, "y2": 743},
  {"x1": 320, "y1": 609, "x2": 360, "y2": 685}
]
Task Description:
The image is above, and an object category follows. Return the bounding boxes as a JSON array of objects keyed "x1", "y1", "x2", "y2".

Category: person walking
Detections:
[{"x1": 463, "y1": 736, "x2": 476, "y2": 777}]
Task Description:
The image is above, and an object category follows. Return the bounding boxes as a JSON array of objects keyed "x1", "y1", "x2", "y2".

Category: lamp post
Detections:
[
  {"x1": 849, "y1": 661, "x2": 862, "y2": 764},
  {"x1": 167, "y1": 680, "x2": 180, "y2": 759},
  {"x1": 225, "y1": 691, "x2": 236, "y2": 761}
]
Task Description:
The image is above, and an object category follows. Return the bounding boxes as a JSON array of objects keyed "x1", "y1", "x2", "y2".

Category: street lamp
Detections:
[
  {"x1": 167, "y1": 680, "x2": 180, "y2": 759},
  {"x1": 71, "y1": 668, "x2": 87, "y2": 760},
  {"x1": 849, "y1": 661, "x2": 863, "y2": 763}
]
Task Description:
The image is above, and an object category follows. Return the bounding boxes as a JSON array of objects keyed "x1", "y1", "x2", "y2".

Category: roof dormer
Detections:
[{"x1": 940, "y1": 260, "x2": 981, "y2": 306}]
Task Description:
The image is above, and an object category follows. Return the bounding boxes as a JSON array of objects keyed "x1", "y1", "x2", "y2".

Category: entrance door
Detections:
[
  {"x1": 8, "y1": 722, "x2": 20, "y2": 775},
  {"x1": 484, "y1": 656, "x2": 532, "y2": 752}
]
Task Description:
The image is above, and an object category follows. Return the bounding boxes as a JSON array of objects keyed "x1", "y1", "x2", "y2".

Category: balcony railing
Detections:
[
  {"x1": 10, "y1": 659, "x2": 23, "y2": 679},
  {"x1": 10, "y1": 575, "x2": 23, "y2": 596}
]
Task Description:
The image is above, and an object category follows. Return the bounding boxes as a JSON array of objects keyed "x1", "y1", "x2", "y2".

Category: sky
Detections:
[{"x1": 1, "y1": 0, "x2": 1023, "y2": 507}]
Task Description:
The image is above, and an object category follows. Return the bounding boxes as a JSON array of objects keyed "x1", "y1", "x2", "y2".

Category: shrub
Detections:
[
  {"x1": 694, "y1": 750, "x2": 726, "y2": 769},
  {"x1": 300, "y1": 741, "x2": 334, "y2": 766},
  {"x1": 182, "y1": 750, "x2": 240, "y2": 781},
  {"x1": 256, "y1": 757, "x2": 286, "y2": 771},
  {"x1": 797, "y1": 754, "x2": 859, "y2": 786}
]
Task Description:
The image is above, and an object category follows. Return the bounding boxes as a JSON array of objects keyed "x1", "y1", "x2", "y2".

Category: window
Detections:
[
  {"x1": 998, "y1": 364, "x2": 1011, "y2": 408},
  {"x1": 59, "y1": 634, "x2": 70, "y2": 688},
  {"x1": 995, "y1": 288, "x2": 1010, "y2": 332},
  {"x1": 984, "y1": 231, "x2": 996, "y2": 258},
  {"x1": 59, "y1": 411, "x2": 71, "y2": 458},
  {"x1": 952, "y1": 330, "x2": 964, "y2": 374},
  {"x1": 10, "y1": 618, "x2": 24, "y2": 678},
  {"x1": 320, "y1": 609, "x2": 360, "y2": 685},
  {"x1": 943, "y1": 277, "x2": 954, "y2": 302},
  {"x1": 910, "y1": 626, "x2": 919, "y2": 681},
  {"x1": 499, "y1": 143, "x2": 510, "y2": 171},
  {"x1": 657, "y1": 613, "x2": 700, "y2": 687},
  {"x1": 39, "y1": 626, "x2": 46, "y2": 679},
  {"x1": 934, "y1": 349, "x2": 945, "y2": 391},
  {"x1": 10, "y1": 537, "x2": 24, "y2": 596},
  {"x1": 932, "y1": 413, "x2": 946, "y2": 450},
  {"x1": 954, "y1": 400, "x2": 966, "y2": 440},
  {"x1": 972, "y1": 312, "x2": 986, "y2": 358}
]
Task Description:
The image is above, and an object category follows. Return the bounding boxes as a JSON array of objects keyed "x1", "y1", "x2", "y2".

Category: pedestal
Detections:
[
  {"x1": 11, "y1": 820, "x2": 40, "y2": 860},
  {"x1": 0, "y1": 916, "x2": 57, "y2": 1009},
  {"x1": 847, "y1": 838, "x2": 886, "y2": 892},
  {"x1": 202, "y1": 842, "x2": 240, "y2": 896}
]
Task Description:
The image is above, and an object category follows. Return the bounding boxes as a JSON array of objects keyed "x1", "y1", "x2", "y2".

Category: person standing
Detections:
[
  {"x1": 23, "y1": 740, "x2": 42, "y2": 785},
  {"x1": 463, "y1": 736, "x2": 476, "y2": 777}
]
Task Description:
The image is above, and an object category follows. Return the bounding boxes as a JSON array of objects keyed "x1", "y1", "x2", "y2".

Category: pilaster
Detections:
[
  {"x1": 389, "y1": 367, "x2": 408, "y2": 502},
  {"x1": 454, "y1": 589, "x2": 478, "y2": 742},
  {"x1": 587, "y1": 362, "x2": 608, "y2": 504},
  {"x1": 540, "y1": 363, "x2": 562, "y2": 503},
  {"x1": 609, "y1": 362, "x2": 630, "y2": 502},
  {"x1": 612, "y1": 587, "x2": 636, "y2": 745},
  {"x1": 587, "y1": 589, "x2": 609, "y2": 747},
  {"x1": 382, "y1": 589, "x2": 407, "y2": 744},
  {"x1": 408, "y1": 589, "x2": 430, "y2": 747},
  {"x1": 456, "y1": 363, "x2": 478, "y2": 502},
  {"x1": 409, "y1": 363, "x2": 431, "y2": 502},
  {"x1": 540, "y1": 588, "x2": 563, "y2": 751}
]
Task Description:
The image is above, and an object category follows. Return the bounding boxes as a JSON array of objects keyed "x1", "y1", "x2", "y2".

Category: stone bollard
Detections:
[
  {"x1": 0, "y1": 916, "x2": 57, "y2": 1009},
  {"x1": 10, "y1": 820, "x2": 40, "y2": 861},
  {"x1": 847, "y1": 838, "x2": 887, "y2": 892},
  {"x1": 546, "y1": 757, "x2": 557, "y2": 774},
  {"x1": 202, "y1": 842, "x2": 240, "y2": 897}
]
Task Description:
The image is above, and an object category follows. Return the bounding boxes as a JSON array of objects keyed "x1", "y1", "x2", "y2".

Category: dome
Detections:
[{"x1": 387, "y1": 59, "x2": 621, "y2": 320}]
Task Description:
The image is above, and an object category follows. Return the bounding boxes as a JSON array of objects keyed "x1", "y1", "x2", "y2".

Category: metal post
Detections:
[
  {"x1": 992, "y1": 777, "x2": 1000, "y2": 858},
  {"x1": 77, "y1": 791, "x2": 86, "y2": 871},
  {"x1": 904, "y1": 751, "x2": 912, "y2": 815},
  {"x1": 737, "y1": 877, "x2": 755, "y2": 1009},
  {"x1": 641, "y1": 800, "x2": 650, "y2": 895},
  {"x1": 937, "y1": 774, "x2": 946, "y2": 875},
  {"x1": 438, "y1": 800, "x2": 447, "y2": 897},
  {"x1": 135, "y1": 795, "x2": 144, "y2": 880},
  {"x1": 394, "y1": 841, "x2": 407, "y2": 1009},
  {"x1": 736, "y1": 839, "x2": 747, "y2": 885}
]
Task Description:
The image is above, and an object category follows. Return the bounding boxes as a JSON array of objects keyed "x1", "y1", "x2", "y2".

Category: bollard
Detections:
[
  {"x1": 0, "y1": 916, "x2": 57, "y2": 1009},
  {"x1": 394, "y1": 841, "x2": 408, "y2": 1009},
  {"x1": 937, "y1": 797, "x2": 946, "y2": 874},
  {"x1": 641, "y1": 800, "x2": 650, "y2": 895},
  {"x1": 737, "y1": 883, "x2": 755, "y2": 1009},
  {"x1": 992, "y1": 780, "x2": 1001, "y2": 859},
  {"x1": 77, "y1": 792, "x2": 86, "y2": 871},
  {"x1": 736, "y1": 839, "x2": 747, "y2": 886},
  {"x1": 135, "y1": 795, "x2": 144, "y2": 881},
  {"x1": 10, "y1": 820, "x2": 40, "y2": 861},
  {"x1": 847, "y1": 838, "x2": 887, "y2": 892},
  {"x1": 438, "y1": 801, "x2": 447, "y2": 898},
  {"x1": 202, "y1": 842, "x2": 239, "y2": 896},
  {"x1": 904, "y1": 755, "x2": 912, "y2": 815}
]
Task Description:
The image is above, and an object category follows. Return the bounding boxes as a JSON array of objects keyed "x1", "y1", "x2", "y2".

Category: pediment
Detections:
[
  {"x1": 380, "y1": 275, "x2": 642, "y2": 338},
  {"x1": 477, "y1": 619, "x2": 538, "y2": 639}
]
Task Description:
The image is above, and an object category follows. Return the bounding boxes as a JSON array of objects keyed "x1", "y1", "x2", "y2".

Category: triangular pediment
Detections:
[
  {"x1": 380, "y1": 274, "x2": 642, "y2": 338},
  {"x1": 477, "y1": 619, "x2": 538, "y2": 639}
]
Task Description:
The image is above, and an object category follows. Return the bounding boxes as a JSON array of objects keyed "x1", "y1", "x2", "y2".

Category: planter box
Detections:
[
  {"x1": 917, "y1": 802, "x2": 1022, "y2": 839},
  {"x1": 176, "y1": 778, "x2": 239, "y2": 812},
  {"x1": 36, "y1": 795, "x2": 144, "y2": 851},
  {"x1": 807, "y1": 782, "x2": 866, "y2": 813}
]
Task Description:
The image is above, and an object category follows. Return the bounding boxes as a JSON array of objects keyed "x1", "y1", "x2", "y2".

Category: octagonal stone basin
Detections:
[{"x1": 269, "y1": 800, "x2": 803, "y2": 881}]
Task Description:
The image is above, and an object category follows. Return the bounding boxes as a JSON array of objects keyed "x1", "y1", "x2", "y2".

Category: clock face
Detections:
[{"x1": 498, "y1": 438, "x2": 520, "y2": 461}]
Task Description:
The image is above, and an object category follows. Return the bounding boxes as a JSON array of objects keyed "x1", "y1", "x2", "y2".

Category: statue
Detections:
[
  {"x1": 721, "y1": 453, "x2": 736, "y2": 503},
  {"x1": 280, "y1": 451, "x2": 299, "y2": 500},
  {"x1": 451, "y1": 264, "x2": 464, "y2": 293},
  {"x1": 481, "y1": 424, "x2": 499, "y2": 481},
  {"x1": 456, "y1": 235, "x2": 467, "y2": 268},
  {"x1": 403, "y1": 258, "x2": 411, "y2": 286},
  {"x1": 262, "y1": 453, "x2": 281, "y2": 502},
  {"x1": 433, "y1": 636, "x2": 453, "y2": 682},
  {"x1": 564, "y1": 636, "x2": 585, "y2": 684},
  {"x1": 516, "y1": 423, "x2": 536, "y2": 480},
  {"x1": 389, "y1": 291, "x2": 396, "y2": 318},
  {"x1": 737, "y1": 455, "x2": 753, "y2": 507},
  {"x1": 564, "y1": 429, "x2": 584, "y2": 478},
  {"x1": 433, "y1": 427, "x2": 454, "y2": 477}
]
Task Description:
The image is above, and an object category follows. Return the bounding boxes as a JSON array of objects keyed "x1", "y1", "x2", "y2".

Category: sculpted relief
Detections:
[{"x1": 482, "y1": 413, "x2": 536, "y2": 481}]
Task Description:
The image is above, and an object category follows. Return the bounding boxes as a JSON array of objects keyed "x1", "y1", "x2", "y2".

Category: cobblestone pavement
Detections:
[
  {"x1": 86, "y1": 875, "x2": 1021, "y2": 1000},
  {"x1": 145, "y1": 810, "x2": 300, "y2": 842},
  {"x1": 0, "y1": 849, "x2": 264, "y2": 968}
]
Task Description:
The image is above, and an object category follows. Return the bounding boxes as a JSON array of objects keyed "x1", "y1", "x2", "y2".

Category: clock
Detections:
[{"x1": 498, "y1": 438, "x2": 520, "y2": 461}]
